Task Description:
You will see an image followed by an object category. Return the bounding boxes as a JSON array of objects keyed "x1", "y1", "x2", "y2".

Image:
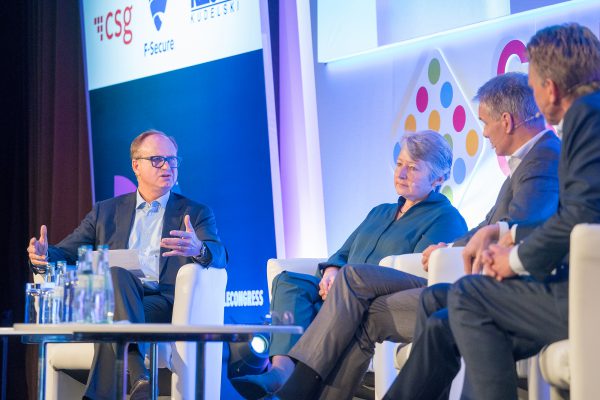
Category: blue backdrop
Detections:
[
  {"x1": 90, "y1": 48, "x2": 274, "y2": 321},
  {"x1": 89, "y1": 49, "x2": 275, "y2": 397}
]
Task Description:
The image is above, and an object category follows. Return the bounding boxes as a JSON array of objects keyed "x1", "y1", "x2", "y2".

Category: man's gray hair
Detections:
[
  {"x1": 401, "y1": 130, "x2": 452, "y2": 187},
  {"x1": 474, "y1": 72, "x2": 542, "y2": 130},
  {"x1": 130, "y1": 129, "x2": 178, "y2": 159}
]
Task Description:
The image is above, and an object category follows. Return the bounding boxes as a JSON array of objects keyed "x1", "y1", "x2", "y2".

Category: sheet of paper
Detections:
[{"x1": 92, "y1": 249, "x2": 145, "y2": 279}]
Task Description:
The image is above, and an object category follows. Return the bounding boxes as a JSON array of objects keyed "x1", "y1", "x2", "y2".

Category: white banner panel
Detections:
[{"x1": 81, "y1": 0, "x2": 262, "y2": 90}]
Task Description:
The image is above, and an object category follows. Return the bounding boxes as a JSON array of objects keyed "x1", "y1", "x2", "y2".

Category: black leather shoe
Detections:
[{"x1": 129, "y1": 376, "x2": 151, "y2": 400}]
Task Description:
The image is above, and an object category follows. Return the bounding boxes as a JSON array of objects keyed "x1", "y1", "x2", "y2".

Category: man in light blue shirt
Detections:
[{"x1": 27, "y1": 130, "x2": 228, "y2": 399}]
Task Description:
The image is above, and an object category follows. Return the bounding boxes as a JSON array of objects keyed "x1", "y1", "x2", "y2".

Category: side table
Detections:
[{"x1": 14, "y1": 323, "x2": 303, "y2": 399}]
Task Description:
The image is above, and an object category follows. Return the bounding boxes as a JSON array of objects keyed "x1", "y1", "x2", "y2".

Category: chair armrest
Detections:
[
  {"x1": 379, "y1": 254, "x2": 427, "y2": 279},
  {"x1": 428, "y1": 247, "x2": 465, "y2": 286},
  {"x1": 266, "y1": 258, "x2": 326, "y2": 301},
  {"x1": 170, "y1": 264, "x2": 227, "y2": 399},
  {"x1": 538, "y1": 340, "x2": 570, "y2": 390},
  {"x1": 570, "y1": 223, "x2": 600, "y2": 400},
  {"x1": 172, "y1": 263, "x2": 227, "y2": 325}
]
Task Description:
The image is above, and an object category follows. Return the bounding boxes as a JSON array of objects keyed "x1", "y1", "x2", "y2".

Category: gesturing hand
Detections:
[
  {"x1": 319, "y1": 267, "x2": 339, "y2": 301},
  {"x1": 27, "y1": 225, "x2": 49, "y2": 266},
  {"x1": 161, "y1": 215, "x2": 204, "y2": 257}
]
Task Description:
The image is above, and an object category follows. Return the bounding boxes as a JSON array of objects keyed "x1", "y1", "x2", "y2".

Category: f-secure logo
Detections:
[
  {"x1": 144, "y1": 0, "x2": 175, "y2": 57},
  {"x1": 149, "y1": 0, "x2": 167, "y2": 31}
]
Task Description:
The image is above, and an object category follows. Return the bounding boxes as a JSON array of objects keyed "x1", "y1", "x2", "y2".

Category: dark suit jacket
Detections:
[
  {"x1": 454, "y1": 130, "x2": 560, "y2": 246},
  {"x1": 47, "y1": 191, "x2": 227, "y2": 296},
  {"x1": 515, "y1": 91, "x2": 600, "y2": 281}
]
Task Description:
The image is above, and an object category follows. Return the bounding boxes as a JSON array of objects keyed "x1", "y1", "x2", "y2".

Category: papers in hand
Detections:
[{"x1": 92, "y1": 249, "x2": 145, "y2": 279}]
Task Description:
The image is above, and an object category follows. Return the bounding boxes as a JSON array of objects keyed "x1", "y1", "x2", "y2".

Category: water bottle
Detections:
[
  {"x1": 78, "y1": 245, "x2": 93, "y2": 274},
  {"x1": 24, "y1": 283, "x2": 42, "y2": 323},
  {"x1": 62, "y1": 267, "x2": 78, "y2": 322},
  {"x1": 74, "y1": 245, "x2": 94, "y2": 322},
  {"x1": 96, "y1": 245, "x2": 115, "y2": 323},
  {"x1": 44, "y1": 262, "x2": 56, "y2": 283},
  {"x1": 39, "y1": 283, "x2": 54, "y2": 324},
  {"x1": 50, "y1": 262, "x2": 67, "y2": 323}
]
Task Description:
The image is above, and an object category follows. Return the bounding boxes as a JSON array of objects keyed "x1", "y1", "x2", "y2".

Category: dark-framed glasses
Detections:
[{"x1": 136, "y1": 155, "x2": 182, "y2": 168}]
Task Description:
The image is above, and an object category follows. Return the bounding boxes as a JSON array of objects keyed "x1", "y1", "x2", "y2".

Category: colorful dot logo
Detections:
[
  {"x1": 440, "y1": 82, "x2": 453, "y2": 108},
  {"x1": 392, "y1": 51, "x2": 485, "y2": 206},
  {"x1": 416, "y1": 87, "x2": 428, "y2": 113}
]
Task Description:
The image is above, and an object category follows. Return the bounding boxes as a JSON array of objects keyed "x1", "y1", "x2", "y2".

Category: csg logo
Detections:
[{"x1": 93, "y1": 6, "x2": 133, "y2": 45}]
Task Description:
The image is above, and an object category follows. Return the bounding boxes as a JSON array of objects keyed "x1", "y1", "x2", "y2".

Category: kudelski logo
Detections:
[
  {"x1": 149, "y1": 0, "x2": 167, "y2": 31},
  {"x1": 144, "y1": 0, "x2": 175, "y2": 57},
  {"x1": 93, "y1": 6, "x2": 133, "y2": 45},
  {"x1": 190, "y1": 0, "x2": 240, "y2": 24}
]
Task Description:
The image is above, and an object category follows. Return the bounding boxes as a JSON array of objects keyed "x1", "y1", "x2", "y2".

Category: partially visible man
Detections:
[
  {"x1": 274, "y1": 72, "x2": 560, "y2": 400},
  {"x1": 422, "y1": 71, "x2": 559, "y2": 272},
  {"x1": 27, "y1": 130, "x2": 228, "y2": 400},
  {"x1": 385, "y1": 23, "x2": 600, "y2": 400}
]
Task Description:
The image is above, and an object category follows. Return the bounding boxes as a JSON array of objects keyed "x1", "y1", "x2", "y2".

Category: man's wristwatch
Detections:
[
  {"x1": 192, "y1": 242, "x2": 209, "y2": 266},
  {"x1": 198, "y1": 242, "x2": 207, "y2": 259}
]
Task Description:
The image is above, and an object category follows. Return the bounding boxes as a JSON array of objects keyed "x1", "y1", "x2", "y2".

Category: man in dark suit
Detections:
[
  {"x1": 384, "y1": 23, "x2": 600, "y2": 400},
  {"x1": 271, "y1": 73, "x2": 560, "y2": 400},
  {"x1": 27, "y1": 130, "x2": 227, "y2": 400}
]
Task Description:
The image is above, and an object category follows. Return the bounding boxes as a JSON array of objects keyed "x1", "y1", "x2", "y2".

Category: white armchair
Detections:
[
  {"x1": 376, "y1": 249, "x2": 465, "y2": 400},
  {"x1": 36, "y1": 263, "x2": 227, "y2": 400},
  {"x1": 534, "y1": 223, "x2": 600, "y2": 400}
]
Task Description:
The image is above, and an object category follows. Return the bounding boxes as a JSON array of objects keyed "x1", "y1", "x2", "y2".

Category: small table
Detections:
[{"x1": 13, "y1": 323, "x2": 303, "y2": 400}]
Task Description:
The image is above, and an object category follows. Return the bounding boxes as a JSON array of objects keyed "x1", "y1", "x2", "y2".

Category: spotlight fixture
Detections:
[{"x1": 227, "y1": 334, "x2": 270, "y2": 379}]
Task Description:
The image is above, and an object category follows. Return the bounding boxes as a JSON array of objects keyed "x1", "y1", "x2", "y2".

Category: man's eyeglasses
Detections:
[{"x1": 136, "y1": 155, "x2": 182, "y2": 168}]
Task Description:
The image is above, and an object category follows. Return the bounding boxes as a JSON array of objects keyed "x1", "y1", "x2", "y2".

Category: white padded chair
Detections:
[
  {"x1": 533, "y1": 223, "x2": 600, "y2": 400},
  {"x1": 34, "y1": 263, "x2": 227, "y2": 400},
  {"x1": 376, "y1": 249, "x2": 466, "y2": 400}
]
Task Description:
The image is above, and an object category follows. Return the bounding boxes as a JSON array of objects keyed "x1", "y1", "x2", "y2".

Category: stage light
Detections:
[
  {"x1": 250, "y1": 335, "x2": 268, "y2": 354},
  {"x1": 227, "y1": 334, "x2": 270, "y2": 379}
]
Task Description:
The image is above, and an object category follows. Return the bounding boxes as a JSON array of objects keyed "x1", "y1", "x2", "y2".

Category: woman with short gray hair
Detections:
[
  {"x1": 232, "y1": 130, "x2": 467, "y2": 400},
  {"x1": 402, "y1": 130, "x2": 453, "y2": 185}
]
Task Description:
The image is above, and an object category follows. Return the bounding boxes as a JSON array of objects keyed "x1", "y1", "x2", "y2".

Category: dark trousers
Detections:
[
  {"x1": 385, "y1": 275, "x2": 568, "y2": 400},
  {"x1": 449, "y1": 275, "x2": 568, "y2": 400},
  {"x1": 83, "y1": 267, "x2": 173, "y2": 400},
  {"x1": 383, "y1": 283, "x2": 457, "y2": 400}
]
